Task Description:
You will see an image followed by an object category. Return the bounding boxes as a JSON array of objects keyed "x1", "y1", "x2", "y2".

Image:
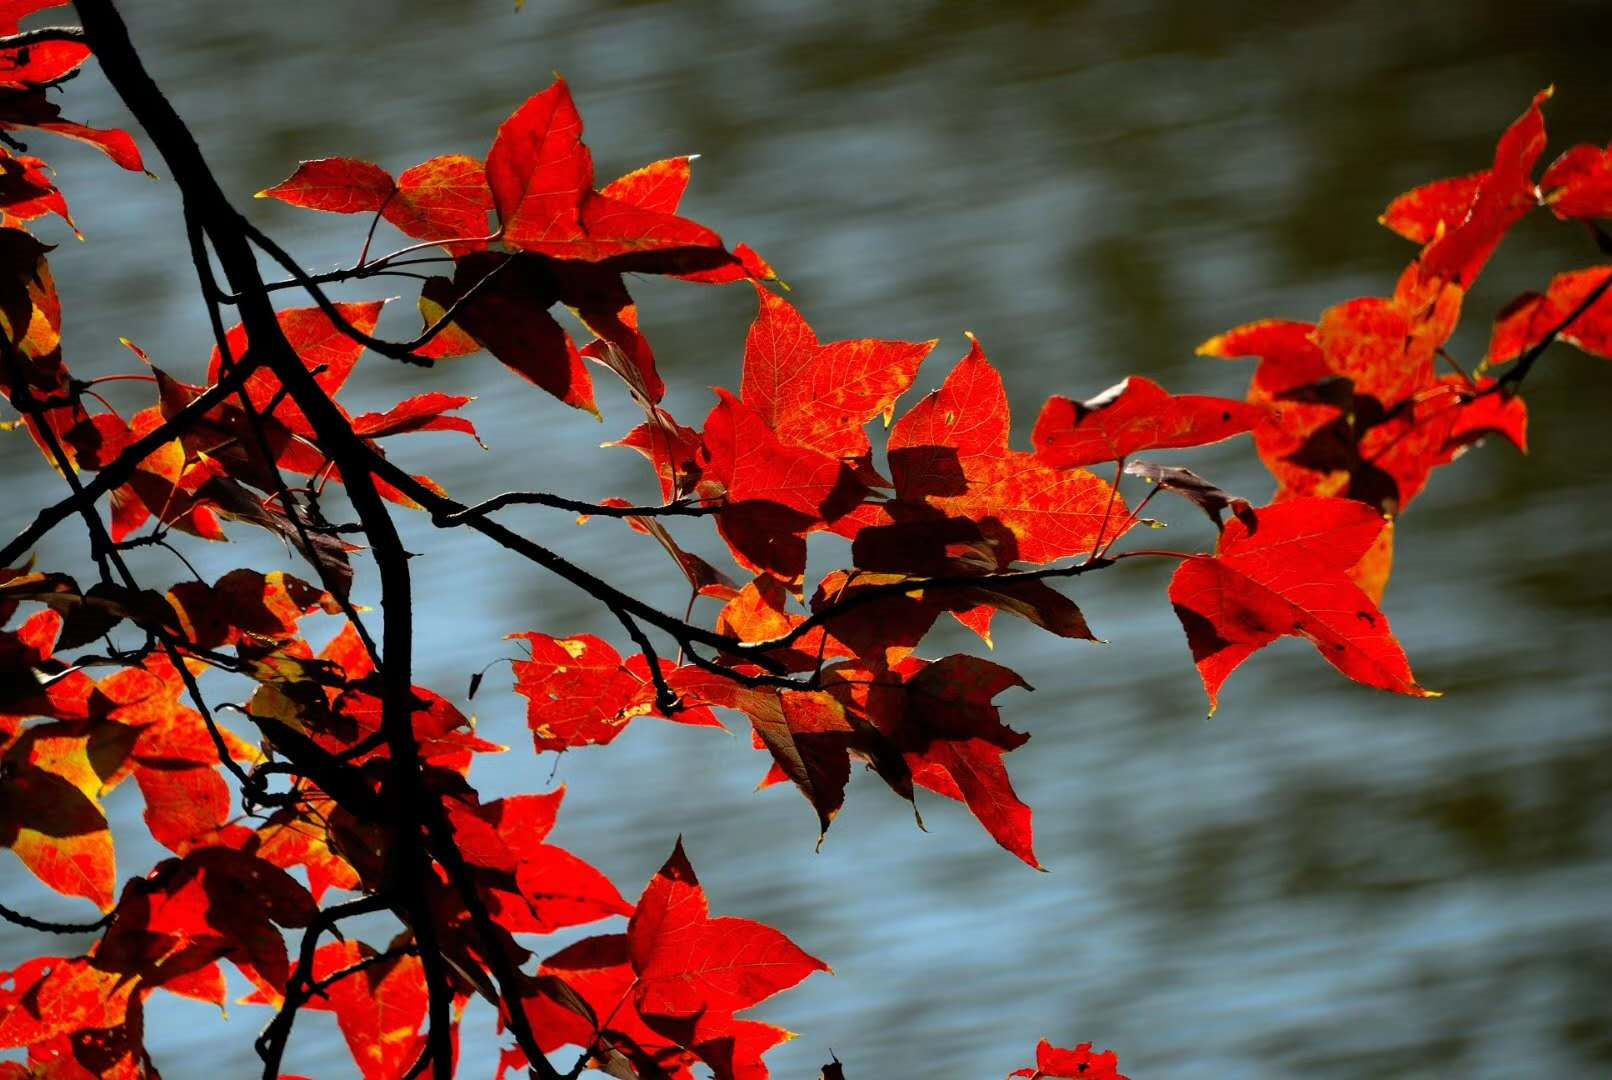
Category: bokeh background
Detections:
[{"x1": 4, "y1": 1, "x2": 1611, "y2": 1077}]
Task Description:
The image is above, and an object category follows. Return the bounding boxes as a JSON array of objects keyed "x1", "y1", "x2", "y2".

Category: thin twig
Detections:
[
  {"x1": 380, "y1": 453, "x2": 1129, "y2": 683},
  {"x1": 1085, "y1": 457, "x2": 1124, "y2": 566},
  {"x1": 255, "y1": 893, "x2": 392, "y2": 1078},
  {"x1": 184, "y1": 210, "x2": 381, "y2": 664},
  {"x1": 610, "y1": 606, "x2": 680, "y2": 713},
  {"x1": 243, "y1": 219, "x2": 512, "y2": 364},
  {"x1": 0, "y1": 899, "x2": 112, "y2": 935},
  {"x1": 446, "y1": 490, "x2": 719, "y2": 523},
  {"x1": 1490, "y1": 269, "x2": 1612, "y2": 395},
  {"x1": 0, "y1": 354, "x2": 266, "y2": 568},
  {"x1": 1, "y1": 338, "x2": 260, "y2": 798},
  {"x1": 0, "y1": 27, "x2": 87, "y2": 49}
]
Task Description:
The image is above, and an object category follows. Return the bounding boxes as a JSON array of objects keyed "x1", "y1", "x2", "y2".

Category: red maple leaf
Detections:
[
  {"x1": 418, "y1": 94, "x2": 776, "y2": 416},
  {"x1": 628, "y1": 839, "x2": 827, "y2": 1018},
  {"x1": 1200, "y1": 261, "x2": 1525, "y2": 521},
  {"x1": 1381, "y1": 89, "x2": 1551, "y2": 288},
  {"x1": 509, "y1": 632, "x2": 722, "y2": 753},
  {"x1": 304, "y1": 941, "x2": 430, "y2": 1080},
  {"x1": 849, "y1": 335, "x2": 1124, "y2": 576},
  {"x1": 696, "y1": 388, "x2": 866, "y2": 588},
  {"x1": 1009, "y1": 1039, "x2": 1128, "y2": 1080},
  {"x1": 258, "y1": 154, "x2": 494, "y2": 255},
  {"x1": 1540, "y1": 142, "x2": 1612, "y2": 221},
  {"x1": 1031, "y1": 375, "x2": 1262, "y2": 468},
  {"x1": 1168, "y1": 497, "x2": 1435, "y2": 713},
  {"x1": 257, "y1": 158, "x2": 396, "y2": 214},
  {"x1": 445, "y1": 785, "x2": 634, "y2": 935},
  {"x1": 739, "y1": 285, "x2": 934, "y2": 470},
  {"x1": 1487, "y1": 265, "x2": 1612, "y2": 364},
  {"x1": 487, "y1": 78, "x2": 754, "y2": 272},
  {"x1": 831, "y1": 654, "x2": 1041, "y2": 867},
  {"x1": 506, "y1": 841, "x2": 820, "y2": 1080}
]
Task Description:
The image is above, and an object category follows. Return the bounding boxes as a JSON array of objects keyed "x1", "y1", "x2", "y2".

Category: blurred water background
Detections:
[{"x1": 3, "y1": 1, "x2": 1611, "y2": 1077}]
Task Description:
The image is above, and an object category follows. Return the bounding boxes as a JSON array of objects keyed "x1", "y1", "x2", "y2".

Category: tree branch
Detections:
[
  {"x1": 183, "y1": 209, "x2": 381, "y2": 664},
  {"x1": 445, "y1": 491, "x2": 719, "y2": 523},
  {"x1": 255, "y1": 893, "x2": 392, "y2": 1079},
  {"x1": 244, "y1": 222, "x2": 509, "y2": 356},
  {"x1": 240, "y1": 219, "x2": 438, "y2": 366},
  {"x1": 1491, "y1": 268, "x2": 1612, "y2": 394},
  {"x1": 0, "y1": 899, "x2": 111, "y2": 935},
  {"x1": 0, "y1": 353, "x2": 264, "y2": 569},
  {"x1": 0, "y1": 27, "x2": 87, "y2": 50},
  {"x1": 71, "y1": 7, "x2": 460, "y2": 1074},
  {"x1": 71, "y1": 7, "x2": 573, "y2": 1074}
]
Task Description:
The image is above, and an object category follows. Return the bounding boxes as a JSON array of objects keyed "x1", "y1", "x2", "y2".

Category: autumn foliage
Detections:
[{"x1": 1, "y1": 2, "x2": 1610, "y2": 1077}]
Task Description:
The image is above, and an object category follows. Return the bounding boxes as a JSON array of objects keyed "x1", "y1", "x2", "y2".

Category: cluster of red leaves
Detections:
[
  {"x1": 500, "y1": 840, "x2": 826, "y2": 1080},
  {"x1": 1, "y1": 11, "x2": 1609, "y2": 1075},
  {"x1": 0, "y1": 2, "x2": 144, "y2": 241},
  {"x1": 258, "y1": 77, "x2": 774, "y2": 417},
  {"x1": 513, "y1": 310, "x2": 1260, "y2": 867},
  {"x1": 0, "y1": 569, "x2": 317, "y2": 1076},
  {"x1": 1180, "y1": 87, "x2": 1612, "y2": 707},
  {"x1": 1, "y1": 567, "x2": 834, "y2": 1075},
  {"x1": 0, "y1": 214, "x2": 481, "y2": 596},
  {"x1": 1008, "y1": 1039, "x2": 1127, "y2": 1080},
  {"x1": 0, "y1": 66, "x2": 819, "y2": 1080}
]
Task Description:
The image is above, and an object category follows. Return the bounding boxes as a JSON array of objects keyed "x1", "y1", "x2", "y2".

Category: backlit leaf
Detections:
[
  {"x1": 628, "y1": 839, "x2": 827, "y2": 1017},
  {"x1": 1032, "y1": 376, "x2": 1261, "y2": 468},
  {"x1": 1539, "y1": 142, "x2": 1612, "y2": 221},
  {"x1": 256, "y1": 158, "x2": 396, "y2": 215},
  {"x1": 1487, "y1": 266, "x2": 1612, "y2": 364},
  {"x1": 1168, "y1": 498, "x2": 1434, "y2": 713},
  {"x1": 306, "y1": 941, "x2": 428, "y2": 1080},
  {"x1": 510, "y1": 632, "x2": 721, "y2": 753},
  {"x1": 1009, "y1": 1039, "x2": 1128, "y2": 1080},
  {"x1": 740, "y1": 286, "x2": 933, "y2": 465}
]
